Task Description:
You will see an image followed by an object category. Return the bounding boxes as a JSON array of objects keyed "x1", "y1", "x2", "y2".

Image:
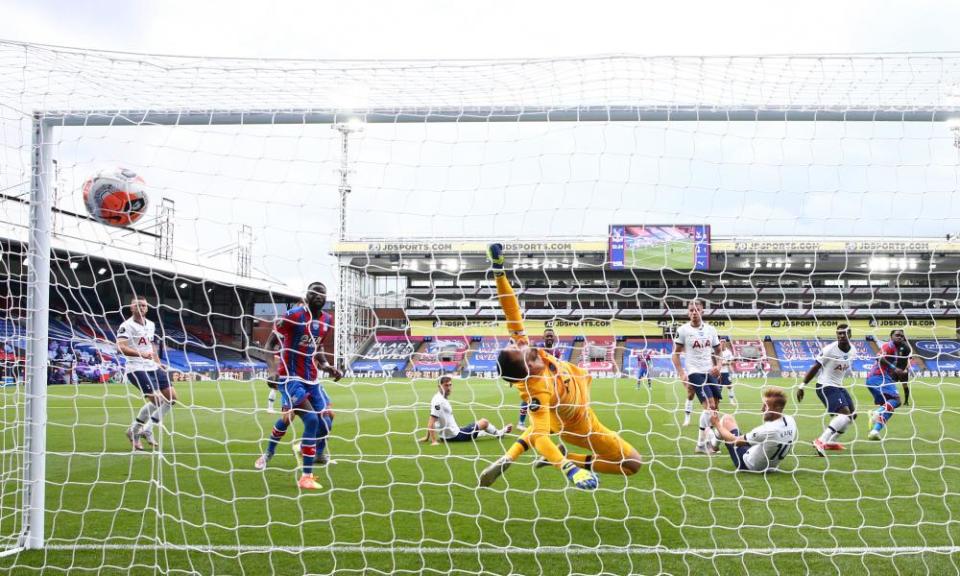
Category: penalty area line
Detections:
[{"x1": 41, "y1": 543, "x2": 960, "y2": 556}]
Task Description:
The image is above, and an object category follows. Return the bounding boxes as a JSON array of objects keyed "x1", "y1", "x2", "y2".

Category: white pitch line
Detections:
[{"x1": 36, "y1": 543, "x2": 960, "y2": 556}]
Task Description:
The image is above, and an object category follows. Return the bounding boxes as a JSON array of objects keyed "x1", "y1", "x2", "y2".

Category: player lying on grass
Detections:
[
  {"x1": 865, "y1": 329, "x2": 912, "y2": 441},
  {"x1": 420, "y1": 375, "x2": 512, "y2": 444},
  {"x1": 710, "y1": 386, "x2": 798, "y2": 472},
  {"x1": 254, "y1": 282, "x2": 342, "y2": 490},
  {"x1": 797, "y1": 324, "x2": 857, "y2": 457},
  {"x1": 478, "y1": 243, "x2": 643, "y2": 491}
]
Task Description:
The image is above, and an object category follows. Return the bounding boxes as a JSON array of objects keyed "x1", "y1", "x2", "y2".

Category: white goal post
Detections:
[
  {"x1": 19, "y1": 102, "x2": 960, "y2": 550},
  {"x1": 5, "y1": 44, "x2": 960, "y2": 575}
]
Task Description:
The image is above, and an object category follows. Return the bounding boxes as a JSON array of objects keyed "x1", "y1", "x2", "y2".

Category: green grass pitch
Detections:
[
  {"x1": 625, "y1": 241, "x2": 695, "y2": 270},
  {"x1": 2, "y1": 376, "x2": 959, "y2": 575}
]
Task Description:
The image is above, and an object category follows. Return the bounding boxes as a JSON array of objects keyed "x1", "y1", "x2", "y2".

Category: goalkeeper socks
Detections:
[
  {"x1": 266, "y1": 418, "x2": 289, "y2": 456},
  {"x1": 685, "y1": 399, "x2": 694, "y2": 416}
]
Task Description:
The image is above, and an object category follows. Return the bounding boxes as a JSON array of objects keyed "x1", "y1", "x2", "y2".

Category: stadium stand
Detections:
[
  {"x1": 731, "y1": 339, "x2": 771, "y2": 374},
  {"x1": 773, "y1": 339, "x2": 876, "y2": 373},
  {"x1": 910, "y1": 339, "x2": 960, "y2": 373},
  {"x1": 578, "y1": 336, "x2": 616, "y2": 375},
  {"x1": 412, "y1": 336, "x2": 469, "y2": 372},
  {"x1": 351, "y1": 335, "x2": 421, "y2": 375},
  {"x1": 465, "y1": 337, "x2": 505, "y2": 376},
  {"x1": 622, "y1": 339, "x2": 673, "y2": 377}
]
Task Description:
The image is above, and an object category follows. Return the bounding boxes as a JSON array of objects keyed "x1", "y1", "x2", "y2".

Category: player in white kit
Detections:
[
  {"x1": 710, "y1": 386, "x2": 798, "y2": 472},
  {"x1": 117, "y1": 296, "x2": 177, "y2": 451},
  {"x1": 719, "y1": 340, "x2": 737, "y2": 405},
  {"x1": 420, "y1": 376, "x2": 512, "y2": 445},
  {"x1": 672, "y1": 299, "x2": 723, "y2": 453},
  {"x1": 797, "y1": 324, "x2": 858, "y2": 457}
]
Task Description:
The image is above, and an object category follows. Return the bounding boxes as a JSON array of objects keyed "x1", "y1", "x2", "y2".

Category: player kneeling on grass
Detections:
[
  {"x1": 710, "y1": 386, "x2": 797, "y2": 472},
  {"x1": 478, "y1": 243, "x2": 643, "y2": 491},
  {"x1": 420, "y1": 375, "x2": 512, "y2": 445},
  {"x1": 797, "y1": 324, "x2": 857, "y2": 456}
]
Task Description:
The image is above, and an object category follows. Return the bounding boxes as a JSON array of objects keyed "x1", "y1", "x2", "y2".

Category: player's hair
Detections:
[
  {"x1": 890, "y1": 328, "x2": 904, "y2": 337},
  {"x1": 497, "y1": 349, "x2": 529, "y2": 382},
  {"x1": 763, "y1": 386, "x2": 788, "y2": 413},
  {"x1": 129, "y1": 295, "x2": 148, "y2": 306},
  {"x1": 439, "y1": 375, "x2": 452, "y2": 386},
  {"x1": 686, "y1": 298, "x2": 703, "y2": 309},
  {"x1": 836, "y1": 323, "x2": 851, "y2": 336},
  {"x1": 543, "y1": 327, "x2": 556, "y2": 335},
  {"x1": 307, "y1": 281, "x2": 326, "y2": 294}
]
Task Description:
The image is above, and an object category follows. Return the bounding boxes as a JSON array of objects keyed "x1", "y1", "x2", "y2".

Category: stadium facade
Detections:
[{"x1": 335, "y1": 235, "x2": 960, "y2": 379}]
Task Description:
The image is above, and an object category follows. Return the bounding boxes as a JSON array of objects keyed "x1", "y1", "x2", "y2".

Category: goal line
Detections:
[{"x1": 41, "y1": 543, "x2": 960, "y2": 557}]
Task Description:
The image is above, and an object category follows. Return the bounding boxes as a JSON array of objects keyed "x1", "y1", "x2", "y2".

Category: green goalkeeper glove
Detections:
[
  {"x1": 562, "y1": 461, "x2": 599, "y2": 491},
  {"x1": 487, "y1": 243, "x2": 505, "y2": 270}
]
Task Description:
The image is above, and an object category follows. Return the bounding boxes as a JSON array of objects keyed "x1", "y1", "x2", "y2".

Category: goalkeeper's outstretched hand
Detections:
[
  {"x1": 562, "y1": 461, "x2": 599, "y2": 491},
  {"x1": 486, "y1": 243, "x2": 505, "y2": 270}
]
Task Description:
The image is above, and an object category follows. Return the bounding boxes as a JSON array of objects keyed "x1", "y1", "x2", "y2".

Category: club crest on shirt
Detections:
[{"x1": 528, "y1": 397, "x2": 541, "y2": 412}]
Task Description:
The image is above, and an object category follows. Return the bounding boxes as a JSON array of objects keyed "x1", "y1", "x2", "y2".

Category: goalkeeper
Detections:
[{"x1": 479, "y1": 243, "x2": 643, "y2": 491}]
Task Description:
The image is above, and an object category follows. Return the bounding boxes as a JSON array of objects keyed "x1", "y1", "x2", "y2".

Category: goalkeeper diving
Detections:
[{"x1": 479, "y1": 243, "x2": 643, "y2": 491}]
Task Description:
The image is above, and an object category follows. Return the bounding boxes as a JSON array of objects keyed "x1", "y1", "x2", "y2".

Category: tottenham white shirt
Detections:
[
  {"x1": 816, "y1": 342, "x2": 855, "y2": 388},
  {"x1": 116, "y1": 317, "x2": 159, "y2": 372},
  {"x1": 720, "y1": 349, "x2": 734, "y2": 374},
  {"x1": 674, "y1": 322, "x2": 720, "y2": 374},
  {"x1": 430, "y1": 391, "x2": 461, "y2": 440},
  {"x1": 743, "y1": 415, "x2": 798, "y2": 472}
]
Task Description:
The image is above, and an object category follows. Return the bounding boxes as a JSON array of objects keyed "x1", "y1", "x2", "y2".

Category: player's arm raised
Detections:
[{"x1": 487, "y1": 243, "x2": 529, "y2": 346}]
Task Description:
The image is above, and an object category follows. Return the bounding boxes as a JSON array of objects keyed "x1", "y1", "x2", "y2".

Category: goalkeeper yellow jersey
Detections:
[{"x1": 516, "y1": 350, "x2": 592, "y2": 425}]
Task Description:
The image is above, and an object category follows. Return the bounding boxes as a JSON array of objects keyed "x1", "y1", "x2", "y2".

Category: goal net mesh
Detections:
[{"x1": 0, "y1": 42, "x2": 958, "y2": 574}]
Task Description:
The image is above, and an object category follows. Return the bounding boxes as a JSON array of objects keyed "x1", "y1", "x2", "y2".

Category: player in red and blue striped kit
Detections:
[
  {"x1": 865, "y1": 329, "x2": 912, "y2": 441},
  {"x1": 254, "y1": 282, "x2": 342, "y2": 490}
]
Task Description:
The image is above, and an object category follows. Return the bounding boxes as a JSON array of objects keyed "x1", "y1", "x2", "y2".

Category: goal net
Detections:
[{"x1": 0, "y1": 42, "x2": 959, "y2": 575}]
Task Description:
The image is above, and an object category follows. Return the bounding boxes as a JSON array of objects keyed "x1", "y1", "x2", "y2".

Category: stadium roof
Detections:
[{"x1": 0, "y1": 220, "x2": 299, "y2": 298}]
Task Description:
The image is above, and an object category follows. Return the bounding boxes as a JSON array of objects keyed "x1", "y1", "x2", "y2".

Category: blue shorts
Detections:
[
  {"x1": 688, "y1": 372, "x2": 722, "y2": 403},
  {"x1": 865, "y1": 375, "x2": 899, "y2": 405},
  {"x1": 443, "y1": 423, "x2": 481, "y2": 442},
  {"x1": 127, "y1": 370, "x2": 170, "y2": 394},
  {"x1": 637, "y1": 366, "x2": 648, "y2": 379},
  {"x1": 719, "y1": 373, "x2": 732, "y2": 387},
  {"x1": 725, "y1": 427, "x2": 750, "y2": 471},
  {"x1": 816, "y1": 385, "x2": 855, "y2": 414},
  {"x1": 278, "y1": 377, "x2": 331, "y2": 412}
]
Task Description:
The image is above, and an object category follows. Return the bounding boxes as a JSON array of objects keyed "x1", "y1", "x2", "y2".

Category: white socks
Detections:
[
  {"x1": 819, "y1": 414, "x2": 852, "y2": 444},
  {"x1": 685, "y1": 399, "x2": 694, "y2": 415},
  {"x1": 485, "y1": 423, "x2": 500, "y2": 436},
  {"x1": 698, "y1": 411, "x2": 713, "y2": 444},
  {"x1": 132, "y1": 403, "x2": 158, "y2": 435}
]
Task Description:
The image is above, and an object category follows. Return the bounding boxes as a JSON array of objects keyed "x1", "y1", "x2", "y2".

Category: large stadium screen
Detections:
[{"x1": 608, "y1": 225, "x2": 711, "y2": 271}]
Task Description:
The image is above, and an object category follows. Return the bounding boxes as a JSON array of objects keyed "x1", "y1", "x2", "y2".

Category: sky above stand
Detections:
[{"x1": 2, "y1": 0, "x2": 959, "y2": 296}]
